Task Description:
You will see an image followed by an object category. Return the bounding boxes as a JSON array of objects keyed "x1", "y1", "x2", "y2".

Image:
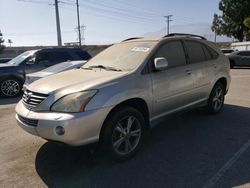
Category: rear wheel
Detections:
[
  {"x1": 0, "y1": 78, "x2": 22, "y2": 97},
  {"x1": 207, "y1": 82, "x2": 225, "y2": 114},
  {"x1": 101, "y1": 106, "x2": 145, "y2": 160}
]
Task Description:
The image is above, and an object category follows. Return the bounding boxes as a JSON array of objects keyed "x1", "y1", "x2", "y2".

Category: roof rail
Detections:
[
  {"x1": 164, "y1": 33, "x2": 207, "y2": 40},
  {"x1": 122, "y1": 37, "x2": 142, "y2": 42}
]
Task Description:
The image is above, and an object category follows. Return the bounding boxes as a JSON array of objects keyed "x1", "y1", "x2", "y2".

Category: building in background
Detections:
[{"x1": 231, "y1": 41, "x2": 250, "y2": 51}]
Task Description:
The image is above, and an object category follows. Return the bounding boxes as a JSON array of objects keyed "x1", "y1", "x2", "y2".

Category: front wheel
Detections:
[
  {"x1": 0, "y1": 78, "x2": 22, "y2": 97},
  {"x1": 207, "y1": 82, "x2": 225, "y2": 114},
  {"x1": 101, "y1": 107, "x2": 146, "y2": 161}
]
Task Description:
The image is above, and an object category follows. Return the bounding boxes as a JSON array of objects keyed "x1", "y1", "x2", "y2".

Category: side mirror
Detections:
[{"x1": 154, "y1": 57, "x2": 168, "y2": 71}]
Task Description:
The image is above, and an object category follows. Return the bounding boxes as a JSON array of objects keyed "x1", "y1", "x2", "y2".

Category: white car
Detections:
[{"x1": 24, "y1": 60, "x2": 87, "y2": 88}]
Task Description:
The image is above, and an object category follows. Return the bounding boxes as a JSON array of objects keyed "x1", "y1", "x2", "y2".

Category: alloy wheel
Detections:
[
  {"x1": 112, "y1": 116, "x2": 142, "y2": 155},
  {"x1": 1, "y1": 80, "x2": 20, "y2": 97},
  {"x1": 212, "y1": 86, "x2": 224, "y2": 111}
]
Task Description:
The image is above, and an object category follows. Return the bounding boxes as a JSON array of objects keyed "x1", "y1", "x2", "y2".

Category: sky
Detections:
[{"x1": 0, "y1": 0, "x2": 230, "y2": 46}]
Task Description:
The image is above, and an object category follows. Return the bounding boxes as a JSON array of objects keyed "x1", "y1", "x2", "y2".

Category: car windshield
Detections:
[
  {"x1": 82, "y1": 41, "x2": 157, "y2": 71},
  {"x1": 7, "y1": 50, "x2": 36, "y2": 65}
]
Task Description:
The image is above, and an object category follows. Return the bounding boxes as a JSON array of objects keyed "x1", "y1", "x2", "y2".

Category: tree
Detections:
[
  {"x1": 244, "y1": 17, "x2": 250, "y2": 40},
  {"x1": 211, "y1": 0, "x2": 250, "y2": 42},
  {"x1": 0, "y1": 30, "x2": 5, "y2": 54}
]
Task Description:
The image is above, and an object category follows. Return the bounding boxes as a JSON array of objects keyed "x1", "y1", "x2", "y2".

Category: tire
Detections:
[
  {"x1": 207, "y1": 82, "x2": 225, "y2": 114},
  {"x1": 0, "y1": 77, "x2": 23, "y2": 98},
  {"x1": 100, "y1": 106, "x2": 146, "y2": 161}
]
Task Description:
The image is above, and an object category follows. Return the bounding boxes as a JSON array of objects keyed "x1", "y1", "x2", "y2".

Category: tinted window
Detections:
[
  {"x1": 36, "y1": 51, "x2": 73, "y2": 63},
  {"x1": 36, "y1": 52, "x2": 50, "y2": 62},
  {"x1": 185, "y1": 41, "x2": 206, "y2": 63},
  {"x1": 238, "y1": 51, "x2": 250, "y2": 56},
  {"x1": 75, "y1": 51, "x2": 91, "y2": 60},
  {"x1": 202, "y1": 45, "x2": 213, "y2": 60},
  {"x1": 49, "y1": 52, "x2": 73, "y2": 62},
  {"x1": 208, "y1": 46, "x2": 219, "y2": 59},
  {"x1": 155, "y1": 41, "x2": 186, "y2": 68}
]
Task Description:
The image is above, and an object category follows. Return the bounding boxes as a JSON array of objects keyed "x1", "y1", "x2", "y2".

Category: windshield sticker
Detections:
[{"x1": 131, "y1": 47, "x2": 150, "y2": 52}]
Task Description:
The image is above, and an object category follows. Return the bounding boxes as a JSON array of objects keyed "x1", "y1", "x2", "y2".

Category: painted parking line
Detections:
[{"x1": 203, "y1": 140, "x2": 250, "y2": 188}]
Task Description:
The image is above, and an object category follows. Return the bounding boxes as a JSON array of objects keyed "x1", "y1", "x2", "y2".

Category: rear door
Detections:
[
  {"x1": 150, "y1": 40, "x2": 196, "y2": 118},
  {"x1": 183, "y1": 40, "x2": 217, "y2": 100},
  {"x1": 237, "y1": 51, "x2": 250, "y2": 66}
]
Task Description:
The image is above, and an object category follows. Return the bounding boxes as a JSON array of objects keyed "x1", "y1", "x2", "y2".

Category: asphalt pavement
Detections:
[{"x1": 0, "y1": 69, "x2": 250, "y2": 188}]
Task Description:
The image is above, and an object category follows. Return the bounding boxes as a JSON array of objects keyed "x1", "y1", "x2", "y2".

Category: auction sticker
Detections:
[{"x1": 131, "y1": 47, "x2": 150, "y2": 52}]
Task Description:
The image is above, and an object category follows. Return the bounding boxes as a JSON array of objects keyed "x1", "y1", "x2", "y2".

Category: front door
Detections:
[{"x1": 150, "y1": 40, "x2": 195, "y2": 119}]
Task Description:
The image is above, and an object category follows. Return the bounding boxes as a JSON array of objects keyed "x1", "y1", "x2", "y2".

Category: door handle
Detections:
[{"x1": 185, "y1": 69, "x2": 192, "y2": 75}]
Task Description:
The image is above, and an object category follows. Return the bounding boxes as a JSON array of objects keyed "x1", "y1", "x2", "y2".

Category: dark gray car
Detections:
[
  {"x1": 0, "y1": 48, "x2": 91, "y2": 97},
  {"x1": 228, "y1": 50, "x2": 250, "y2": 68}
]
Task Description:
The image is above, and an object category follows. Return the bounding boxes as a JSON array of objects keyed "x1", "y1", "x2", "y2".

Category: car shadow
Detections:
[
  {"x1": 35, "y1": 104, "x2": 250, "y2": 188},
  {"x1": 0, "y1": 96, "x2": 22, "y2": 105}
]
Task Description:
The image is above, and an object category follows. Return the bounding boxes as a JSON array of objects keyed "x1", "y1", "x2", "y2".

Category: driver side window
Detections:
[
  {"x1": 35, "y1": 53, "x2": 50, "y2": 63},
  {"x1": 155, "y1": 40, "x2": 187, "y2": 68}
]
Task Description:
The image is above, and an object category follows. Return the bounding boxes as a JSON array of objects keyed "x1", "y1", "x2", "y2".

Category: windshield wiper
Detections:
[{"x1": 87, "y1": 65, "x2": 122, "y2": 72}]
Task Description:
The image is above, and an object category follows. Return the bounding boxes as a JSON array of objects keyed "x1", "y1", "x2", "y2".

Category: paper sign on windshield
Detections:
[{"x1": 131, "y1": 47, "x2": 150, "y2": 52}]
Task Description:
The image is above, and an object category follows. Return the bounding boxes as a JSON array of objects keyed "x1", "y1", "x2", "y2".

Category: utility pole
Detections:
[
  {"x1": 76, "y1": 0, "x2": 82, "y2": 46},
  {"x1": 55, "y1": 0, "x2": 62, "y2": 46},
  {"x1": 164, "y1": 15, "x2": 173, "y2": 35}
]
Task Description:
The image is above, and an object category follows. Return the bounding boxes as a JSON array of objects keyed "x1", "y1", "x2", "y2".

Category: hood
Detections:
[{"x1": 27, "y1": 68, "x2": 129, "y2": 94}]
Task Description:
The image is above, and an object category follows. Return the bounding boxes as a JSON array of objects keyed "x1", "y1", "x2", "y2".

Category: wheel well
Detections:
[
  {"x1": 0, "y1": 75, "x2": 24, "y2": 84},
  {"x1": 99, "y1": 98, "x2": 150, "y2": 142},
  {"x1": 107, "y1": 98, "x2": 149, "y2": 125},
  {"x1": 216, "y1": 77, "x2": 227, "y2": 93}
]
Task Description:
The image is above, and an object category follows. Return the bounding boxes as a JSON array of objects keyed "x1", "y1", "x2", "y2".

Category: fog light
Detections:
[{"x1": 55, "y1": 126, "x2": 65, "y2": 136}]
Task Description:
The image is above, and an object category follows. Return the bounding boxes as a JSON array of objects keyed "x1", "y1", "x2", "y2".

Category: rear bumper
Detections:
[{"x1": 15, "y1": 101, "x2": 112, "y2": 146}]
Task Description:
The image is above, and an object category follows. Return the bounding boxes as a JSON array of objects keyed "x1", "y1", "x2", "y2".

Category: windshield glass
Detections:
[
  {"x1": 83, "y1": 41, "x2": 157, "y2": 71},
  {"x1": 8, "y1": 50, "x2": 36, "y2": 65}
]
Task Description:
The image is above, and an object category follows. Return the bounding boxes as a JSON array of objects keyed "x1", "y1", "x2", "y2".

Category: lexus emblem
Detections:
[{"x1": 24, "y1": 92, "x2": 32, "y2": 102}]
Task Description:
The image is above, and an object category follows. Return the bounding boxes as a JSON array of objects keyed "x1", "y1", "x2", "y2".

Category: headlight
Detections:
[{"x1": 51, "y1": 90, "x2": 97, "y2": 113}]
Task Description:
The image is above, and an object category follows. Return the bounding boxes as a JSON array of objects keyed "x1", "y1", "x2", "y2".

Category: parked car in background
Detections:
[
  {"x1": 0, "y1": 58, "x2": 12, "y2": 64},
  {"x1": 228, "y1": 50, "x2": 250, "y2": 68},
  {"x1": 221, "y1": 49, "x2": 235, "y2": 56},
  {"x1": 16, "y1": 33, "x2": 231, "y2": 160},
  {"x1": 0, "y1": 48, "x2": 91, "y2": 97},
  {"x1": 24, "y1": 60, "x2": 87, "y2": 88}
]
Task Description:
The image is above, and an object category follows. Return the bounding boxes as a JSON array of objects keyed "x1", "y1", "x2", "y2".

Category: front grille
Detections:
[
  {"x1": 22, "y1": 89, "x2": 49, "y2": 108},
  {"x1": 18, "y1": 115, "x2": 38, "y2": 127}
]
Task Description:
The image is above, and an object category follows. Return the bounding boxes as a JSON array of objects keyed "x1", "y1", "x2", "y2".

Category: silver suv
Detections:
[{"x1": 16, "y1": 34, "x2": 231, "y2": 160}]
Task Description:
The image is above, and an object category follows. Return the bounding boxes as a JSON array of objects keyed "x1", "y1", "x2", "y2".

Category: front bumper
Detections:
[{"x1": 15, "y1": 101, "x2": 112, "y2": 146}]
